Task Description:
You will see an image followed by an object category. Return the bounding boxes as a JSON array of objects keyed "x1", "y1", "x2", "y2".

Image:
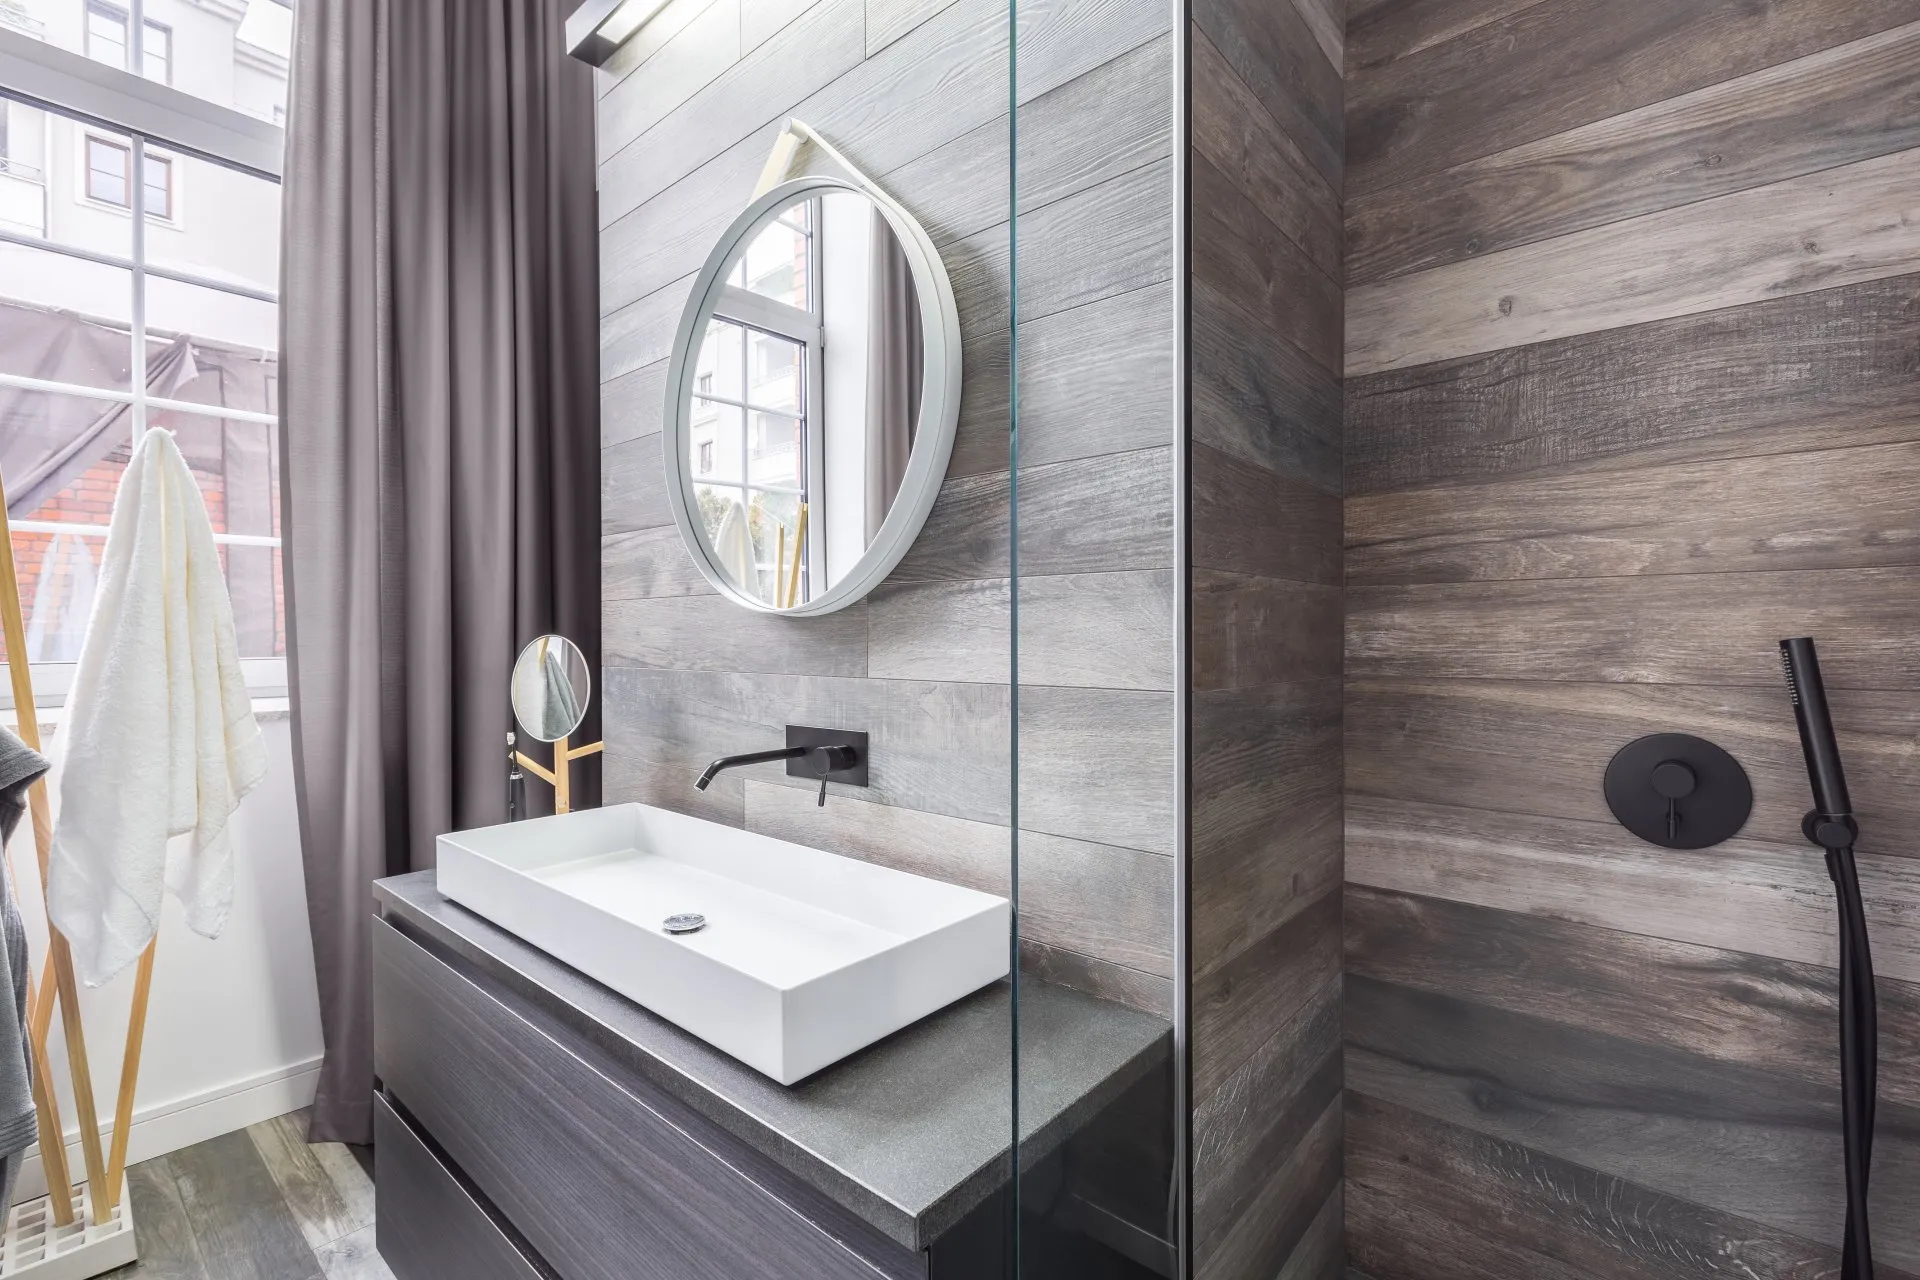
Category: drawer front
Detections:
[
  {"x1": 373, "y1": 916, "x2": 889, "y2": 1280},
  {"x1": 375, "y1": 1095, "x2": 548, "y2": 1280}
]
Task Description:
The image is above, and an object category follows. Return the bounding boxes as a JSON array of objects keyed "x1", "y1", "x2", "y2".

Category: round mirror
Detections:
[
  {"x1": 510, "y1": 635, "x2": 592, "y2": 742},
  {"x1": 662, "y1": 176, "x2": 961, "y2": 615}
]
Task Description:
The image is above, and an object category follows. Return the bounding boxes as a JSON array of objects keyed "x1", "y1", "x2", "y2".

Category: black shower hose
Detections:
[{"x1": 1825, "y1": 842, "x2": 1877, "y2": 1280}]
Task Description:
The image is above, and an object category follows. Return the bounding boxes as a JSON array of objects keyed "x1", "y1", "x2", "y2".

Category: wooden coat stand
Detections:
[{"x1": 0, "y1": 467, "x2": 151, "y2": 1234}]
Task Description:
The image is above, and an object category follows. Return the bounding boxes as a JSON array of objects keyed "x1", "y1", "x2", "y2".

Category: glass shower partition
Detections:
[{"x1": 1009, "y1": 0, "x2": 1183, "y2": 1273}]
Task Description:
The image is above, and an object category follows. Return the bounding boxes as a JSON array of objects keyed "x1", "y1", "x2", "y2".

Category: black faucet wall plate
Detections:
[
  {"x1": 1603, "y1": 733, "x2": 1751, "y2": 850},
  {"x1": 787, "y1": 725, "x2": 869, "y2": 787}
]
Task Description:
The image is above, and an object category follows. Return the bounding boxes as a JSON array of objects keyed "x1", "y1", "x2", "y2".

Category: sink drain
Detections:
[{"x1": 663, "y1": 913, "x2": 707, "y2": 935}]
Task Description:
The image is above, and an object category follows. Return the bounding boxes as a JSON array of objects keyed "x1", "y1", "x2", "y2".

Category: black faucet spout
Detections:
[{"x1": 695, "y1": 746, "x2": 811, "y2": 791}]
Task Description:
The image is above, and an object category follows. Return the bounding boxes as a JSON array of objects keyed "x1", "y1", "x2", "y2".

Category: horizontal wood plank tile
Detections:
[
  {"x1": 1192, "y1": 571, "x2": 1342, "y2": 690},
  {"x1": 1191, "y1": 0, "x2": 1342, "y2": 186},
  {"x1": 1347, "y1": 794, "x2": 1920, "y2": 982},
  {"x1": 1346, "y1": 273, "x2": 1920, "y2": 494},
  {"x1": 1345, "y1": 0, "x2": 1920, "y2": 195},
  {"x1": 1192, "y1": 441, "x2": 1342, "y2": 584},
  {"x1": 1348, "y1": 885, "x2": 1920, "y2": 1106},
  {"x1": 603, "y1": 666, "x2": 1011, "y2": 824},
  {"x1": 1347, "y1": 440, "x2": 1920, "y2": 586},
  {"x1": 1343, "y1": 0, "x2": 1547, "y2": 76},
  {"x1": 1348, "y1": 20, "x2": 1920, "y2": 285},
  {"x1": 1020, "y1": 938, "x2": 1174, "y2": 1017},
  {"x1": 1192, "y1": 890, "x2": 1343, "y2": 1100},
  {"x1": 1348, "y1": 146, "x2": 1920, "y2": 375},
  {"x1": 604, "y1": 526, "x2": 712, "y2": 601},
  {"x1": 1192, "y1": 27, "x2": 1341, "y2": 281},
  {"x1": 1345, "y1": 974, "x2": 1920, "y2": 1268},
  {"x1": 1192, "y1": 981, "x2": 1341, "y2": 1251},
  {"x1": 1345, "y1": 677, "x2": 1920, "y2": 861},
  {"x1": 1347, "y1": 568, "x2": 1920, "y2": 689},
  {"x1": 1346, "y1": 1091, "x2": 1882, "y2": 1280},
  {"x1": 603, "y1": 595, "x2": 869, "y2": 675},
  {"x1": 1019, "y1": 685, "x2": 1175, "y2": 854},
  {"x1": 1193, "y1": 275, "x2": 1343, "y2": 494},
  {"x1": 597, "y1": 0, "x2": 866, "y2": 223},
  {"x1": 1192, "y1": 680, "x2": 1343, "y2": 974},
  {"x1": 1196, "y1": 1093, "x2": 1342, "y2": 1280},
  {"x1": 596, "y1": 0, "x2": 742, "y2": 165},
  {"x1": 1193, "y1": 152, "x2": 1341, "y2": 375},
  {"x1": 1013, "y1": 282, "x2": 1175, "y2": 472}
]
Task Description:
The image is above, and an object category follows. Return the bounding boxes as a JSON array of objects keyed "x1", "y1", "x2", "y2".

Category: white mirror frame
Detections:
[{"x1": 661, "y1": 174, "x2": 962, "y2": 616}]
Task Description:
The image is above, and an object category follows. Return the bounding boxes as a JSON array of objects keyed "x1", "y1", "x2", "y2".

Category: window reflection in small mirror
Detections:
[{"x1": 685, "y1": 188, "x2": 923, "y2": 611}]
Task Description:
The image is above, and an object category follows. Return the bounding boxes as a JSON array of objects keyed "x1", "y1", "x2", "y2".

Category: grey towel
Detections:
[{"x1": 0, "y1": 726, "x2": 48, "y2": 1204}]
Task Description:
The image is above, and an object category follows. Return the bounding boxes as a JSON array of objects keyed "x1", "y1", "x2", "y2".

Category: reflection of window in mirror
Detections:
[{"x1": 696, "y1": 196, "x2": 823, "y2": 608}]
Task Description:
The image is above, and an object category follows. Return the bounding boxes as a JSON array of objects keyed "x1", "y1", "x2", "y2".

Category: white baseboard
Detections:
[{"x1": 10, "y1": 1057, "x2": 323, "y2": 1206}]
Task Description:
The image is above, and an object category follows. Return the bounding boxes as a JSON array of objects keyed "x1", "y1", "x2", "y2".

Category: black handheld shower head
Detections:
[
  {"x1": 1781, "y1": 637, "x2": 1857, "y2": 850},
  {"x1": 1780, "y1": 636, "x2": 1877, "y2": 1280}
]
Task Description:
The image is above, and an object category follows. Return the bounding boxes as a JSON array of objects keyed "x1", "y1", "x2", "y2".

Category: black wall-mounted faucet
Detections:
[{"x1": 696, "y1": 726, "x2": 869, "y2": 806}]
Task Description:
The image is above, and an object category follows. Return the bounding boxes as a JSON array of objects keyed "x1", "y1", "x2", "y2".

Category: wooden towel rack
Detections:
[{"x1": 0, "y1": 466, "x2": 153, "y2": 1226}]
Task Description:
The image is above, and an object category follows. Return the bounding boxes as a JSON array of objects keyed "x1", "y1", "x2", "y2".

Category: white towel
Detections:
[
  {"x1": 48, "y1": 429, "x2": 265, "y2": 986},
  {"x1": 712, "y1": 498, "x2": 754, "y2": 589}
]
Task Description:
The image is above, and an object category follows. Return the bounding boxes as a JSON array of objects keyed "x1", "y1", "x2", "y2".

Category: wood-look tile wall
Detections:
[
  {"x1": 1343, "y1": 2, "x2": 1920, "y2": 1276},
  {"x1": 1187, "y1": 0, "x2": 1346, "y2": 1274},
  {"x1": 594, "y1": 0, "x2": 1177, "y2": 1015}
]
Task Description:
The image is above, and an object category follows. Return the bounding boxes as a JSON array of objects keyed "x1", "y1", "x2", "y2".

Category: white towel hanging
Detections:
[{"x1": 47, "y1": 429, "x2": 265, "y2": 987}]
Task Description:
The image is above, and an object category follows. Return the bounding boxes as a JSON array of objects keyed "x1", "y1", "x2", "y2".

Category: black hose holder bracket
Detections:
[{"x1": 1604, "y1": 733, "x2": 1752, "y2": 850}]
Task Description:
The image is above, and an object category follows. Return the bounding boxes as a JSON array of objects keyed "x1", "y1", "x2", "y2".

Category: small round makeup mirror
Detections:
[{"x1": 510, "y1": 635, "x2": 592, "y2": 743}]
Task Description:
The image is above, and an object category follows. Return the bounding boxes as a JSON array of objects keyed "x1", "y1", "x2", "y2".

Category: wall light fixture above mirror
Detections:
[
  {"x1": 565, "y1": 0, "x2": 674, "y2": 66},
  {"x1": 662, "y1": 148, "x2": 961, "y2": 616}
]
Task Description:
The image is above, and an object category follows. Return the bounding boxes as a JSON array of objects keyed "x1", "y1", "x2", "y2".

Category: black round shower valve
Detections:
[
  {"x1": 1650, "y1": 760, "x2": 1697, "y2": 799},
  {"x1": 1604, "y1": 733, "x2": 1751, "y2": 850}
]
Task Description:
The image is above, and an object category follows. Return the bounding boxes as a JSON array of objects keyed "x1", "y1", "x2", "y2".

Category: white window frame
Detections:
[
  {"x1": 0, "y1": 18, "x2": 288, "y2": 706},
  {"x1": 697, "y1": 199, "x2": 825, "y2": 604}
]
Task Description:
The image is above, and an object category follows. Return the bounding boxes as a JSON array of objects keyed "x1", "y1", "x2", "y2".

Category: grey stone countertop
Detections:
[{"x1": 374, "y1": 869, "x2": 1171, "y2": 1252}]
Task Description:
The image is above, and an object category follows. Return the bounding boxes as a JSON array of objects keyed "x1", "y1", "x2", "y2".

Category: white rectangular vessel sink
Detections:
[{"x1": 436, "y1": 803, "x2": 1010, "y2": 1084}]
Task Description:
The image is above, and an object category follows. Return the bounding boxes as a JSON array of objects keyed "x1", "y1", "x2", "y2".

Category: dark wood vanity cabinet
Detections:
[
  {"x1": 369, "y1": 873, "x2": 1169, "y2": 1280},
  {"x1": 372, "y1": 916, "x2": 934, "y2": 1280}
]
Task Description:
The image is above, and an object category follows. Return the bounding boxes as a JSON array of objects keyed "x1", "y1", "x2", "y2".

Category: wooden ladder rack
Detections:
[{"x1": 0, "y1": 467, "x2": 154, "y2": 1223}]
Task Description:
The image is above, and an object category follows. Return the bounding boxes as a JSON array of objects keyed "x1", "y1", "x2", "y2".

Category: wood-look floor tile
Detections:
[
  {"x1": 315, "y1": 1225, "x2": 398, "y2": 1280},
  {"x1": 249, "y1": 1109, "x2": 377, "y2": 1250},
  {"x1": 100, "y1": 1157, "x2": 208, "y2": 1280},
  {"x1": 166, "y1": 1130, "x2": 325, "y2": 1280}
]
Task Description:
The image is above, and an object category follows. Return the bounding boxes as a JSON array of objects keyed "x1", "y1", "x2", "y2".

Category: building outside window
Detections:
[
  {"x1": 83, "y1": 0, "x2": 125, "y2": 66},
  {"x1": 0, "y1": 0, "x2": 292, "y2": 699},
  {"x1": 141, "y1": 18, "x2": 169, "y2": 82},
  {"x1": 81, "y1": 1, "x2": 170, "y2": 81}
]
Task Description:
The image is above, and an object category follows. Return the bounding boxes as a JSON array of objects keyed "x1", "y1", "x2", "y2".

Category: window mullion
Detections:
[{"x1": 130, "y1": 131, "x2": 146, "y2": 439}]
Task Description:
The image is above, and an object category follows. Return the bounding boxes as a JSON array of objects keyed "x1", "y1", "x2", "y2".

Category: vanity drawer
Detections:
[
  {"x1": 374, "y1": 1094, "x2": 548, "y2": 1280},
  {"x1": 372, "y1": 916, "x2": 898, "y2": 1280}
]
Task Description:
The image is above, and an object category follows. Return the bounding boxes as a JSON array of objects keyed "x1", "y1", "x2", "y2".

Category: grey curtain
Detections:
[
  {"x1": 279, "y1": 0, "x2": 600, "y2": 1144},
  {"x1": 863, "y1": 210, "x2": 921, "y2": 542}
]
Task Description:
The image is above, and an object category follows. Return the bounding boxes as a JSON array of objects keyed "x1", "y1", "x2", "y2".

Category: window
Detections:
[
  {"x1": 85, "y1": 136, "x2": 127, "y2": 205},
  {"x1": 85, "y1": 1, "x2": 127, "y2": 68},
  {"x1": 85, "y1": 3, "x2": 174, "y2": 83},
  {"x1": 1, "y1": 5, "x2": 291, "y2": 698},
  {"x1": 143, "y1": 152, "x2": 172, "y2": 218},
  {"x1": 83, "y1": 137, "x2": 172, "y2": 218},
  {"x1": 691, "y1": 200, "x2": 820, "y2": 607},
  {"x1": 142, "y1": 21, "x2": 172, "y2": 84}
]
